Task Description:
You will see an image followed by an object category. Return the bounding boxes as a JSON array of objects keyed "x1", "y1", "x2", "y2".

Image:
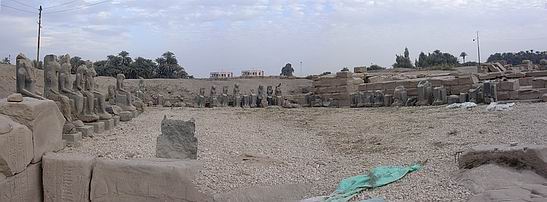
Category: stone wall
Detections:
[{"x1": 311, "y1": 71, "x2": 364, "y2": 107}]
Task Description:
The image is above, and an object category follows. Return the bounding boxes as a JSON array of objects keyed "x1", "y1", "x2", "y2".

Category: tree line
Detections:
[
  {"x1": 487, "y1": 50, "x2": 547, "y2": 65},
  {"x1": 70, "y1": 51, "x2": 192, "y2": 79}
]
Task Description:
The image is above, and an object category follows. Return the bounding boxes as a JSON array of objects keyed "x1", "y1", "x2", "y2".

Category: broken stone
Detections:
[
  {"x1": 0, "y1": 115, "x2": 33, "y2": 176},
  {"x1": 163, "y1": 100, "x2": 172, "y2": 107},
  {"x1": 0, "y1": 162, "x2": 43, "y2": 202},
  {"x1": 417, "y1": 80, "x2": 433, "y2": 106},
  {"x1": 76, "y1": 125, "x2": 94, "y2": 138},
  {"x1": 119, "y1": 111, "x2": 133, "y2": 122},
  {"x1": 43, "y1": 153, "x2": 94, "y2": 202},
  {"x1": 85, "y1": 122, "x2": 105, "y2": 134},
  {"x1": 0, "y1": 97, "x2": 64, "y2": 163},
  {"x1": 100, "y1": 119, "x2": 115, "y2": 131},
  {"x1": 105, "y1": 105, "x2": 122, "y2": 115},
  {"x1": 432, "y1": 86, "x2": 448, "y2": 105},
  {"x1": 62, "y1": 132, "x2": 82, "y2": 147},
  {"x1": 90, "y1": 158, "x2": 210, "y2": 202},
  {"x1": 7, "y1": 93, "x2": 23, "y2": 102},
  {"x1": 448, "y1": 95, "x2": 460, "y2": 104},
  {"x1": 156, "y1": 116, "x2": 197, "y2": 160}
]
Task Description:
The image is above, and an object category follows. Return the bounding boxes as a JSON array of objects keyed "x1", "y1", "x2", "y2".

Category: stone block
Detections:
[
  {"x1": 518, "y1": 89, "x2": 540, "y2": 100},
  {"x1": 505, "y1": 72, "x2": 525, "y2": 78},
  {"x1": 440, "y1": 78, "x2": 459, "y2": 86},
  {"x1": 76, "y1": 125, "x2": 94, "y2": 138},
  {"x1": 62, "y1": 132, "x2": 82, "y2": 147},
  {"x1": 157, "y1": 117, "x2": 197, "y2": 160},
  {"x1": 532, "y1": 77, "x2": 547, "y2": 88},
  {"x1": 0, "y1": 98, "x2": 64, "y2": 163},
  {"x1": 448, "y1": 95, "x2": 460, "y2": 104},
  {"x1": 119, "y1": 111, "x2": 133, "y2": 122},
  {"x1": 43, "y1": 153, "x2": 95, "y2": 202},
  {"x1": 0, "y1": 163, "x2": 43, "y2": 202},
  {"x1": 100, "y1": 119, "x2": 115, "y2": 131},
  {"x1": 518, "y1": 77, "x2": 533, "y2": 86},
  {"x1": 354, "y1": 67, "x2": 366, "y2": 73},
  {"x1": 7, "y1": 93, "x2": 23, "y2": 102},
  {"x1": 336, "y1": 71, "x2": 352, "y2": 78},
  {"x1": 0, "y1": 115, "x2": 33, "y2": 176},
  {"x1": 113, "y1": 116, "x2": 120, "y2": 126},
  {"x1": 497, "y1": 91, "x2": 519, "y2": 101},
  {"x1": 498, "y1": 80, "x2": 520, "y2": 91},
  {"x1": 85, "y1": 122, "x2": 105, "y2": 134},
  {"x1": 525, "y1": 71, "x2": 547, "y2": 77},
  {"x1": 543, "y1": 94, "x2": 547, "y2": 102},
  {"x1": 90, "y1": 158, "x2": 210, "y2": 202},
  {"x1": 314, "y1": 86, "x2": 349, "y2": 94}
]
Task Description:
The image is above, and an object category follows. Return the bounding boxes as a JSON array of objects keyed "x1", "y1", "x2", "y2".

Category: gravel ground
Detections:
[{"x1": 62, "y1": 103, "x2": 547, "y2": 201}]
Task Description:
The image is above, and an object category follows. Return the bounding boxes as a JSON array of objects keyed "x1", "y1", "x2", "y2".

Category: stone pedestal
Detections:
[
  {"x1": 119, "y1": 111, "x2": 133, "y2": 122},
  {"x1": 62, "y1": 132, "x2": 82, "y2": 147},
  {"x1": 0, "y1": 163, "x2": 43, "y2": 202},
  {"x1": 113, "y1": 116, "x2": 120, "y2": 126},
  {"x1": 0, "y1": 98, "x2": 64, "y2": 163},
  {"x1": 85, "y1": 122, "x2": 105, "y2": 134},
  {"x1": 100, "y1": 119, "x2": 115, "y2": 131},
  {"x1": 43, "y1": 153, "x2": 94, "y2": 202},
  {"x1": 0, "y1": 115, "x2": 33, "y2": 176},
  {"x1": 76, "y1": 125, "x2": 94, "y2": 138}
]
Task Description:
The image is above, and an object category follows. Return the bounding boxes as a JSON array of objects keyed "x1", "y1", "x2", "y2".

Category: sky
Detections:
[{"x1": 1, "y1": 0, "x2": 546, "y2": 78}]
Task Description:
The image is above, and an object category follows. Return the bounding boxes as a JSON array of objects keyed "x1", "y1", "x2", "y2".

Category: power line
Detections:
[
  {"x1": 0, "y1": 4, "x2": 38, "y2": 14},
  {"x1": 44, "y1": 0, "x2": 82, "y2": 9},
  {"x1": 44, "y1": 0, "x2": 112, "y2": 14},
  {"x1": 7, "y1": 0, "x2": 36, "y2": 9}
]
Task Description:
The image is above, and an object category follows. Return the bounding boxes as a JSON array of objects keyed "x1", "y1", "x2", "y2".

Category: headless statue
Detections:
[
  {"x1": 58, "y1": 54, "x2": 84, "y2": 117},
  {"x1": 86, "y1": 62, "x2": 112, "y2": 120},
  {"x1": 74, "y1": 64, "x2": 99, "y2": 122},
  {"x1": 43, "y1": 55, "x2": 74, "y2": 123},
  {"x1": 16, "y1": 53, "x2": 45, "y2": 100},
  {"x1": 115, "y1": 74, "x2": 136, "y2": 111},
  {"x1": 233, "y1": 83, "x2": 241, "y2": 107}
]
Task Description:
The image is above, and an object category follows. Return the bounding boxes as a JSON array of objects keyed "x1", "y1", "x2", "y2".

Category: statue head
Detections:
[
  {"x1": 16, "y1": 53, "x2": 33, "y2": 71},
  {"x1": 59, "y1": 54, "x2": 70, "y2": 64},
  {"x1": 117, "y1": 74, "x2": 125, "y2": 81}
]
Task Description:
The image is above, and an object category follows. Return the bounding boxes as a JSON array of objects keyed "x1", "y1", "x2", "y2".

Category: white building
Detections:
[
  {"x1": 241, "y1": 70, "x2": 265, "y2": 77},
  {"x1": 210, "y1": 71, "x2": 234, "y2": 79}
]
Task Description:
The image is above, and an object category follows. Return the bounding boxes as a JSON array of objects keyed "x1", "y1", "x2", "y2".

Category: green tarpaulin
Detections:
[{"x1": 324, "y1": 164, "x2": 422, "y2": 202}]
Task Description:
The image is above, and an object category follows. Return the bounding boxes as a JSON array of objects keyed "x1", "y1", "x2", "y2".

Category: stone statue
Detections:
[
  {"x1": 87, "y1": 62, "x2": 112, "y2": 120},
  {"x1": 16, "y1": 53, "x2": 45, "y2": 100},
  {"x1": 373, "y1": 90, "x2": 384, "y2": 107},
  {"x1": 115, "y1": 74, "x2": 136, "y2": 112},
  {"x1": 417, "y1": 80, "x2": 432, "y2": 106},
  {"x1": 136, "y1": 77, "x2": 145, "y2": 101},
  {"x1": 43, "y1": 55, "x2": 75, "y2": 126},
  {"x1": 75, "y1": 64, "x2": 99, "y2": 122},
  {"x1": 266, "y1": 86, "x2": 274, "y2": 106},
  {"x1": 257, "y1": 85, "x2": 266, "y2": 107},
  {"x1": 392, "y1": 86, "x2": 408, "y2": 107},
  {"x1": 232, "y1": 84, "x2": 241, "y2": 107},
  {"x1": 221, "y1": 86, "x2": 229, "y2": 107},
  {"x1": 432, "y1": 86, "x2": 448, "y2": 105},
  {"x1": 209, "y1": 86, "x2": 218, "y2": 107},
  {"x1": 195, "y1": 88, "x2": 206, "y2": 108},
  {"x1": 274, "y1": 83, "x2": 282, "y2": 106},
  {"x1": 250, "y1": 89, "x2": 257, "y2": 108},
  {"x1": 106, "y1": 85, "x2": 116, "y2": 105},
  {"x1": 58, "y1": 54, "x2": 84, "y2": 118}
]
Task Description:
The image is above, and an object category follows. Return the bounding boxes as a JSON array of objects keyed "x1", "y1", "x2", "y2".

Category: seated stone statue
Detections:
[
  {"x1": 16, "y1": 53, "x2": 45, "y2": 100},
  {"x1": 266, "y1": 86, "x2": 274, "y2": 106},
  {"x1": 74, "y1": 64, "x2": 99, "y2": 122},
  {"x1": 136, "y1": 77, "x2": 145, "y2": 101},
  {"x1": 220, "y1": 86, "x2": 229, "y2": 107},
  {"x1": 257, "y1": 85, "x2": 266, "y2": 108},
  {"x1": 274, "y1": 83, "x2": 282, "y2": 106},
  {"x1": 115, "y1": 74, "x2": 136, "y2": 112},
  {"x1": 43, "y1": 55, "x2": 76, "y2": 129},
  {"x1": 86, "y1": 63, "x2": 112, "y2": 120},
  {"x1": 250, "y1": 89, "x2": 257, "y2": 108},
  {"x1": 58, "y1": 54, "x2": 84, "y2": 118},
  {"x1": 232, "y1": 84, "x2": 241, "y2": 107},
  {"x1": 209, "y1": 86, "x2": 218, "y2": 107},
  {"x1": 195, "y1": 88, "x2": 206, "y2": 108}
]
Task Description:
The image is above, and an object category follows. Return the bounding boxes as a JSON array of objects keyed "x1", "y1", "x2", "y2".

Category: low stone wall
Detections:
[{"x1": 311, "y1": 71, "x2": 364, "y2": 107}]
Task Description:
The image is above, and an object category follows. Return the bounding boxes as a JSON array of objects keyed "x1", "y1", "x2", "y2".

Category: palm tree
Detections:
[{"x1": 460, "y1": 52, "x2": 468, "y2": 63}]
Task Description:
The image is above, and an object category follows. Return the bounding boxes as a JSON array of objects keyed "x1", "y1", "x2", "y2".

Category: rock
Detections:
[
  {"x1": 85, "y1": 122, "x2": 105, "y2": 134},
  {"x1": 7, "y1": 93, "x2": 23, "y2": 102},
  {"x1": 100, "y1": 119, "x2": 115, "y2": 131},
  {"x1": 0, "y1": 163, "x2": 43, "y2": 202},
  {"x1": 119, "y1": 111, "x2": 133, "y2": 122},
  {"x1": 42, "y1": 153, "x2": 94, "y2": 202},
  {"x1": 156, "y1": 116, "x2": 197, "y2": 160},
  {"x1": 0, "y1": 97, "x2": 64, "y2": 163},
  {"x1": 76, "y1": 125, "x2": 94, "y2": 138},
  {"x1": 105, "y1": 105, "x2": 122, "y2": 115},
  {"x1": 90, "y1": 158, "x2": 210, "y2": 202},
  {"x1": 163, "y1": 101, "x2": 172, "y2": 107},
  {"x1": 0, "y1": 115, "x2": 33, "y2": 176}
]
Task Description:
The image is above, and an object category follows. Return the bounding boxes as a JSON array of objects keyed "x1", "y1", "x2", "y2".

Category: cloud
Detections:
[{"x1": 0, "y1": 0, "x2": 546, "y2": 77}]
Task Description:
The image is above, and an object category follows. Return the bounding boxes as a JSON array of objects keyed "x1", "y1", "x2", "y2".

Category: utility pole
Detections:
[
  {"x1": 36, "y1": 5, "x2": 42, "y2": 65},
  {"x1": 300, "y1": 61, "x2": 302, "y2": 75},
  {"x1": 476, "y1": 31, "x2": 481, "y2": 68}
]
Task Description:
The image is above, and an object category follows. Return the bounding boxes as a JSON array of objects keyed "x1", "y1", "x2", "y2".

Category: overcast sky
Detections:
[{"x1": 1, "y1": 0, "x2": 546, "y2": 77}]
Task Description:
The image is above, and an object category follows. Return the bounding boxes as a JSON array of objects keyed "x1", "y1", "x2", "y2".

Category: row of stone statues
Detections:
[
  {"x1": 16, "y1": 53, "x2": 140, "y2": 135},
  {"x1": 195, "y1": 84, "x2": 283, "y2": 108}
]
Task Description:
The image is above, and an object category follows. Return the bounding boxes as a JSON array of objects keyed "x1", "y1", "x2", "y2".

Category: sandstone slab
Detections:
[
  {"x1": 113, "y1": 116, "x2": 120, "y2": 126},
  {"x1": 76, "y1": 125, "x2": 94, "y2": 138},
  {"x1": 156, "y1": 117, "x2": 197, "y2": 160},
  {"x1": 119, "y1": 111, "x2": 133, "y2": 122},
  {"x1": 90, "y1": 158, "x2": 210, "y2": 202},
  {"x1": 0, "y1": 115, "x2": 33, "y2": 176},
  {"x1": 62, "y1": 132, "x2": 82, "y2": 147},
  {"x1": 0, "y1": 97, "x2": 64, "y2": 163},
  {"x1": 43, "y1": 152, "x2": 95, "y2": 202},
  {"x1": 0, "y1": 163, "x2": 43, "y2": 202}
]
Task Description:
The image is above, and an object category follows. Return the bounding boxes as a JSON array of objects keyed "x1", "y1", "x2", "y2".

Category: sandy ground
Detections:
[{"x1": 62, "y1": 103, "x2": 547, "y2": 201}]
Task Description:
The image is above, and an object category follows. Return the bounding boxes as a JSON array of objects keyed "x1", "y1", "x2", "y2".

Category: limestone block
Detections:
[
  {"x1": 497, "y1": 80, "x2": 520, "y2": 91},
  {"x1": 113, "y1": 116, "x2": 120, "y2": 126},
  {"x1": 336, "y1": 71, "x2": 352, "y2": 78},
  {"x1": 76, "y1": 125, "x2": 95, "y2": 138},
  {"x1": 518, "y1": 89, "x2": 540, "y2": 100},
  {"x1": 525, "y1": 71, "x2": 547, "y2": 77},
  {"x1": 100, "y1": 119, "x2": 115, "y2": 131},
  {"x1": 62, "y1": 132, "x2": 82, "y2": 147},
  {"x1": 90, "y1": 158, "x2": 210, "y2": 202},
  {"x1": 505, "y1": 72, "x2": 525, "y2": 78},
  {"x1": 119, "y1": 111, "x2": 133, "y2": 122},
  {"x1": 0, "y1": 97, "x2": 64, "y2": 163},
  {"x1": 532, "y1": 77, "x2": 547, "y2": 89},
  {"x1": 0, "y1": 163, "x2": 43, "y2": 202},
  {"x1": 43, "y1": 153, "x2": 95, "y2": 202},
  {"x1": 497, "y1": 91, "x2": 519, "y2": 101},
  {"x1": 0, "y1": 115, "x2": 33, "y2": 176},
  {"x1": 85, "y1": 122, "x2": 105, "y2": 134},
  {"x1": 448, "y1": 95, "x2": 460, "y2": 104},
  {"x1": 156, "y1": 118, "x2": 197, "y2": 160},
  {"x1": 518, "y1": 77, "x2": 533, "y2": 86}
]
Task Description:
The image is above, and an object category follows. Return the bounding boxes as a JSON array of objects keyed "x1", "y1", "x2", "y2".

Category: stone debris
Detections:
[
  {"x1": 156, "y1": 116, "x2": 198, "y2": 160},
  {"x1": 7, "y1": 93, "x2": 23, "y2": 102}
]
